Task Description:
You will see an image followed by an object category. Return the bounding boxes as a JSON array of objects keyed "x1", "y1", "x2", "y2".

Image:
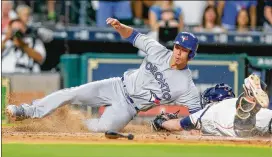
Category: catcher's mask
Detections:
[{"x1": 201, "y1": 83, "x2": 235, "y2": 108}]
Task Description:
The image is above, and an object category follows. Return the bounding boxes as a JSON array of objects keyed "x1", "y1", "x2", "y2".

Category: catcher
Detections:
[{"x1": 151, "y1": 74, "x2": 272, "y2": 137}]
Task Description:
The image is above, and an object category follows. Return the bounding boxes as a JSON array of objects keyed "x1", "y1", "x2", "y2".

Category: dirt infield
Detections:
[{"x1": 2, "y1": 106, "x2": 271, "y2": 147}]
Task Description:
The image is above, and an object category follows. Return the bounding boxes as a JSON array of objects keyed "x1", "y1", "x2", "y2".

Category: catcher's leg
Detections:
[
  {"x1": 84, "y1": 101, "x2": 137, "y2": 132},
  {"x1": 6, "y1": 78, "x2": 119, "y2": 121},
  {"x1": 243, "y1": 74, "x2": 269, "y2": 108},
  {"x1": 234, "y1": 74, "x2": 269, "y2": 136},
  {"x1": 236, "y1": 74, "x2": 269, "y2": 119}
]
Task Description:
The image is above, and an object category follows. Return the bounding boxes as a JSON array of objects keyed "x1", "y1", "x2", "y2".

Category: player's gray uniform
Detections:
[
  {"x1": 190, "y1": 98, "x2": 272, "y2": 137},
  {"x1": 22, "y1": 33, "x2": 201, "y2": 132}
]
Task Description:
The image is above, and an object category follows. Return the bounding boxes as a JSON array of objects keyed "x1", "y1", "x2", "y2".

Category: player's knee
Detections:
[
  {"x1": 90, "y1": 125, "x2": 119, "y2": 133},
  {"x1": 85, "y1": 119, "x2": 120, "y2": 133},
  {"x1": 89, "y1": 127, "x2": 107, "y2": 133},
  {"x1": 59, "y1": 87, "x2": 82, "y2": 104}
]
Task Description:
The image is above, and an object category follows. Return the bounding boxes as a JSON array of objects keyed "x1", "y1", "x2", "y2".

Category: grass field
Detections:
[{"x1": 2, "y1": 143, "x2": 271, "y2": 157}]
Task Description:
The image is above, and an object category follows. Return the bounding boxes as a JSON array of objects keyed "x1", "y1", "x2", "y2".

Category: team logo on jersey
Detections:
[
  {"x1": 145, "y1": 62, "x2": 172, "y2": 100},
  {"x1": 181, "y1": 36, "x2": 188, "y2": 42},
  {"x1": 149, "y1": 91, "x2": 161, "y2": 105}
]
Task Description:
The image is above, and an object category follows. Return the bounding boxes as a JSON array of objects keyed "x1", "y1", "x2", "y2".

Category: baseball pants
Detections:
[{"x1": 24, "y1": 77, "x2": 138, "y2": 132}]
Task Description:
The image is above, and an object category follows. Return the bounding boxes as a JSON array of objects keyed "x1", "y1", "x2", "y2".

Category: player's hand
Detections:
[
  {"x1": 3, "y1": 27, "x2": 13, "y2": 41},
  {"x1": 106, "y1": 17, "x2": 122, "y2": 30},
  {"x1": 13, "y1": 38, "x2": 27, "y2": 48}
]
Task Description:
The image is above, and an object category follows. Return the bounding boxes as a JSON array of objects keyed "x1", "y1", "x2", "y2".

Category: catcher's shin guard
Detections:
[
  {"x1": 236, "y1": 95, "x2": 260, "y2": 120},
  {"x1": 236, "y1": 74, "x2": 269, "y2": 120},
  {"x1": 234, "y1": 90, "x2": 262, "y2": 137}
]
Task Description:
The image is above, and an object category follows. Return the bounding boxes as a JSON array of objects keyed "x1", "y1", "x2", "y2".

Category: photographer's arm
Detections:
[
  {"x1": 14, "y1": 38, "x2": 44, "y2": 64},
  {"x1": 1, "y1": 30, "x2": 12, "y2": 51},
  {"x1": 22, "y1": 44, "x2": 43, "y2": 64},
  {"x1": 1, "y1": 38, "x2": 9, "y2": 51}
]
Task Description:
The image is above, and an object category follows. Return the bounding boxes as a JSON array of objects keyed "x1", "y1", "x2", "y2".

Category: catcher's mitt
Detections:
[{"x1": 151, "y1": 110, "x2": 180, "y2": 131}]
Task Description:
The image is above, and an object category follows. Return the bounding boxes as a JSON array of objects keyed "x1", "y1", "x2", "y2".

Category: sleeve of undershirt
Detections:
[{"x1": 125, "y1": 29, "x2": 167, "y2": 56}]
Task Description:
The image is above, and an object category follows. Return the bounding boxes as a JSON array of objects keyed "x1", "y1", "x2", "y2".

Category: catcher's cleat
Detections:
[
  {"x1": 6, "y1": 104, "x2": 29, "y2": 121},
  {"x1": 244, "y1": 74, "x2": 269, "y2": 108}
]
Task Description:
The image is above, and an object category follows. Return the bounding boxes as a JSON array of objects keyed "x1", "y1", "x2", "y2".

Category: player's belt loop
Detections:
[{"x1": 121, "y1": 77, "x2": 140, "y2": 112}]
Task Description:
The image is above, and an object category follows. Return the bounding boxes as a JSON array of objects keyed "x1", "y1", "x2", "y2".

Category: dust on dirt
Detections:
[
  {"x1": 2, "y1": 106, "x2": 271, "y2": 147},
  {"x1": 6, "y1": 106, "x2": 89, "y2": 133}
]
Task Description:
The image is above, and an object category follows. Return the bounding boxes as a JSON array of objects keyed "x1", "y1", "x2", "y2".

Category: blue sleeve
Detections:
[
  {"x1": 124, "y1": 29, "x2": 140, "y2": 45},
  {"x1": 250, "y1": 0, "x2": 257, "y2": 6},
  {"x1": 180, "y1": 116, "x2": 196, "y2": 131},
  {"x1": 174, "y1": 7, "x2": 182, "y2": 19},
  {"x1": 149, "y1": 5, "x2": 160, "y2": 20}
]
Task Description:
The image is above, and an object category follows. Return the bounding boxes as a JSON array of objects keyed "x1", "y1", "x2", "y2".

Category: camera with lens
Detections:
[
  {"x1": 11, "y1": 29, "x2": 25, "y2": 39},
  {"x1": 159, "y1": 21, "x2": 178, "y2": 47}
]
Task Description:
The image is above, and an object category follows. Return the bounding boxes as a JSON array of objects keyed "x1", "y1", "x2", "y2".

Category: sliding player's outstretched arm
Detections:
[{"x1": 107, "y1": 17, "x2": 166, "y2": 55}]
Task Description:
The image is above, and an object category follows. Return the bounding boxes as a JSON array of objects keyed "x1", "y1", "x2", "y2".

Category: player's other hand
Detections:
[
  {"x1": 13, "y1": 37, "x2": 27, "y2": 48},
  {"x1": 106, "y1": 17, "x2": 122, "y2": 30}
]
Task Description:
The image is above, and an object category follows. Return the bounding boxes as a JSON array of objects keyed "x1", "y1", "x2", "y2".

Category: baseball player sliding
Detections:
[
  {"x1": 6, "y1": 17, "x2": 201, "y2": 132},
  {"x1": 152, "y1": 74, "x2": 271, "y2": 137}
]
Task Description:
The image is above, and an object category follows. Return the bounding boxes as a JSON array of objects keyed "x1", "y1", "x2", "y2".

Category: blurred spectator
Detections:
[
  {"x1": 207, "y1": 0, "x2": 216, "y2": 6},
  {"x1": 149, "y1": 0, "x2": 184, "y2": 31},
  {"x1": 236, "y1": 9, "x2": 250, "y2": 33},
  {"x1": 173, "y1": 1, "x2": 207, "y2": 26},
  {"x1": 47, "y1": 0, "x2": 56, "y2": 22},
  {"x1": 218, "y1": 1, "x2": 257, "y2": 30},
  {"x1": 96, "y1": 1, "x2": 133, "y2": 27},
  {"x1": 2, "y1": 1, "x2": 17, "y2": 33},
  {"x1": 137, "y1": 1, "x2": 183, "y2": 57},
  {"x1": 263, "y1": 0, "x2": 272, "y2": 32},
  {"x1": 16, "y1": 4, "x2": 33, "y2": 26},
  {"x1": 16, "y1": 4, "x2": 54, "y2": 43},
  {"x1": 194, "y1": 5, "x2": 225, "y2": 33},
  {"x1": 1, "y1": 19, "x2": 46, "y2": 73},
  {"x1": 132, "y1": 0, "x2": 155, "y2": 26}
]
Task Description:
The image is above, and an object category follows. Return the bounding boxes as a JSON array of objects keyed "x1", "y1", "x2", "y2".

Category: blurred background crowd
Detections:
[
  {"x1": 2, "y1": 0, "x2": 271, "y2": 71},
  {"x1": 1, "y1": 0, "x2": 271, "y2": 74},
  {"x1": 1, "y1": 1, "x2": 272, "y2": 110},
  {"x1": 2, "y1": 0, "x2": 272, "y2": 33}
]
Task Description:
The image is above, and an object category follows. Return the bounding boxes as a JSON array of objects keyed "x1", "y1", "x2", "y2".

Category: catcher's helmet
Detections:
[
  {"x1": 201, "y1": 83, "x2": 235, "y2": 108},
  {"x1": 173, "y1": 32, "x2": 199, "y2": 59}
]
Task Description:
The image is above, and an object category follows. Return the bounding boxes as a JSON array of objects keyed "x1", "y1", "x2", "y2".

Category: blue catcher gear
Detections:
[
  {"x1": 173, "y1": 32, "x2": 199, "y2": 59},
  {"x1": 201, "y1": 83, "x2": 235, "y2": 108}
]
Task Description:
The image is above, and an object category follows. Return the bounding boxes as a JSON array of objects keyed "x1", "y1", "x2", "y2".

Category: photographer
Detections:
[
  {"x1": 1, "y1": 19, "x2": 46, "y2": 73},
  {"x1": 16, "y1": 4, "x2": 53, "y2": 43}
]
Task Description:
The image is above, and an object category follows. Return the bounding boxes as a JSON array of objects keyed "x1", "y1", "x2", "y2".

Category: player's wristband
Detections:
[
  {"x1": 125, "y1": 29, "x2": 140, "y2": 45},
  {"x1": 180, "y1": 116, "x2": 195, "y2": 131}
]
